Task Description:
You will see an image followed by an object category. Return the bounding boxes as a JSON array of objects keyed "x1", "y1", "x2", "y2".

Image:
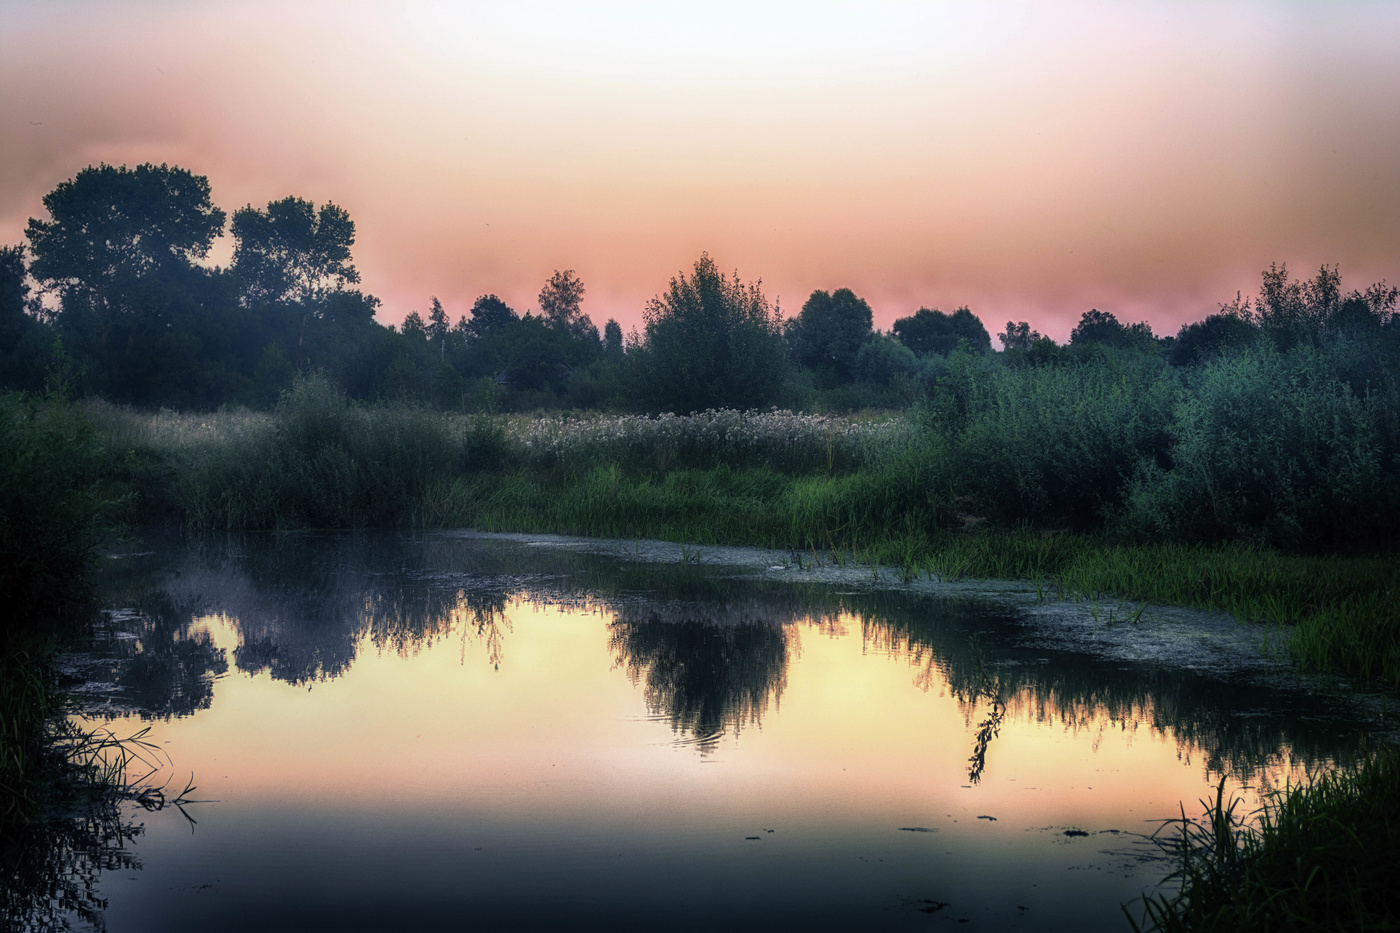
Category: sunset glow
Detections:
[{"x1": 3, "y1": 1, "x2": 1398, "y2": 340}]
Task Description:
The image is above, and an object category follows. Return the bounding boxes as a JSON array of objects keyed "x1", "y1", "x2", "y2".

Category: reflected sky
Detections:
[{"x1": 29, "y1": 531, "x2": 1382, "y2": 931}]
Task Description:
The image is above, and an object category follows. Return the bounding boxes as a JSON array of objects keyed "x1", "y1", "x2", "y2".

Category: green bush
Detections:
[
  {"x1": 923, "y1": 349, "x2": 1177, "y2": 530},
  {"x1": 1125, "y1": 344, "x2": 1396, "y2": 551},
  {"x1": 0, "y1": 394, "x2": 108, "y2": 635}
]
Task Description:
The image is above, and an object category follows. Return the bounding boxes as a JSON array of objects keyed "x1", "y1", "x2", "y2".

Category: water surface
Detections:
[{"x1": 18, "y1": 532, "x2": 1385, "y2": 931}]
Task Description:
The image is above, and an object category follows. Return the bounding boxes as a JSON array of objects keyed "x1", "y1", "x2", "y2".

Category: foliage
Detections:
[
  {"x1": 538, "y1": 269, "x2": 594, "y2": 341},
  {"x1": 923, "y1": 347, "x2": 1177, "y2": 530},
  {"x1": 636, "y1": 254, "x2": 788, "y2": 413},
  {"x1": 26, "y1": 163, "x2": 225, "y2": 313},
  {"x1": 1070, "y1": 308, "x2": 1158, "y2": 351},
  {"x1": 1124, "y1": 343, "x2": 1396, "y2": 552},
  {"x1": 0, "y1": 394, "x2": 110, "y2": 635},
  {"x1": 997, "y1": 320, "x2": 1042, "y2": 352},
  {"x1": 1128, "y1": 746, "x2": 1400, "y2": 932},
  {"x1": 785, "y1": 287, "x2": 873, "y2": 384},
  {"x1": 893, "y1": 306, "x2": 991, "y2": 357},
  {"x1": 230, "y1": 196, "x2": 359, "y2": 306},
  {"x1": 853, "y1": 332, "x2": 921, "y2": 387}
]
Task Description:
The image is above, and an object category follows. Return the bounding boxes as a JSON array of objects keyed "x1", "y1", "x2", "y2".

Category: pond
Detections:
[{"x1": 12, "y1": 531, "x2": 1388, "y2": 931}]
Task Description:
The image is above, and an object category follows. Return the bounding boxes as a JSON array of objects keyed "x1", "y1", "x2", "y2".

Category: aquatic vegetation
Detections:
[{"x1": 1128, "y1": 745, "x2": 1400, "y2": 932}]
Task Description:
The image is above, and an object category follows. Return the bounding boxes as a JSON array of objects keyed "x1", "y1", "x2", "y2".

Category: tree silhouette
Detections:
[
  {"x1": 639, "y1": 253, "x2": 787, "y2": 413},
  {"x1": 27, "y1": 163, "x2": 225, "y2": 317},
  {"x1": 786, "y1": 287, "x2": 873, "y2": 385},
  {"x1": 893, "y1": 306, "x2": 991, "y2": 357},
  {"x1": 231, "y1": 196, "x2": 358, "y2": 307}
]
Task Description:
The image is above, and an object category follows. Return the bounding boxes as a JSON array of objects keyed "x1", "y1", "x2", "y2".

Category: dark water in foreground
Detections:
[{"x1": 13, "y1": 532, "x2": 1383, "y2": 931}]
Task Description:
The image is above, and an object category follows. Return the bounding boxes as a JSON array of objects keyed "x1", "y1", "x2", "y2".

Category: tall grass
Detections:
[{"x1": 1128, "y1": 745, "x2": 1400, "y2": 932}]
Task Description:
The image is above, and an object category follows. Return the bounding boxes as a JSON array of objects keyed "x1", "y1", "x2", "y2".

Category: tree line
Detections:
[{"x1": 2, "y1": 162, "x2": 1397, "y2": 414}]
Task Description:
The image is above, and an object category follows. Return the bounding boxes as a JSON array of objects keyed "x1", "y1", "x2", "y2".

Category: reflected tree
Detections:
[{"x1": 610, "y1": 612, "x2": 789, "y2": 752}]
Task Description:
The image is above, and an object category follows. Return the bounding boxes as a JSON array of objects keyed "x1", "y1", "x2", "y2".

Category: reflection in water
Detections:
[
  {"x1": 1, "y1": 804, "x2": 141, "y2": 932},
  {"x1": 18, "y1": 531, "x2": 1378, "y2": 933},
  {"x1": 610, "y1": 615, "x2": 788, "y2": 751},
  {"x1": 82, "y1": 532, "x2": 1369, "y2": 782}
]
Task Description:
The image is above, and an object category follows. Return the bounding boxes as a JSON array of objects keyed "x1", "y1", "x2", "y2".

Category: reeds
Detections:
[{"x1": 1127, "y1": 745, "x2": 1400, "y2": 931}]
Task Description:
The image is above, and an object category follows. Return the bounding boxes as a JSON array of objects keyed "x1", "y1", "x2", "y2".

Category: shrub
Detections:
[{"x1": 1124, "y1": 344, "x2": 1396, "y2": 551}]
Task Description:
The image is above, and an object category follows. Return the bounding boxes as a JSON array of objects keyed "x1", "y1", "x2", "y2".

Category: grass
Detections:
[{"x1": 1127, "y1": 744, "x2": 1400, "y2": 932}]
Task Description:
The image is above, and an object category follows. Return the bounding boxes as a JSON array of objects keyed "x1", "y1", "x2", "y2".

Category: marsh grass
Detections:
[{"x1": 1127, "y1": 745, "x2": 1400, "y2": 932}]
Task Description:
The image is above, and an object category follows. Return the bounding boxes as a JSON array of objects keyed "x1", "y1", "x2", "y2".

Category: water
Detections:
[{"x1": 15, "y1": 531, "x2": 1386, "y2": 931}]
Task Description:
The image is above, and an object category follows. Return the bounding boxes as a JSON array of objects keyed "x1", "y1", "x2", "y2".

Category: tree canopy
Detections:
[
  {"x1": 892, "y1": 307, "x2": 991, "y2": 357},
  {"x1": 638, "y1": 254, "x2": 787, "y2": 413},
  {"x1": 231, "y1": 196, "x2": 359, "y2": 306},
  {"x1": 26, "y1": 163, "x2": 225, "y2": 315},
  {"x1": 785, "y1": 288, "x2": 873, "y2": 385}
]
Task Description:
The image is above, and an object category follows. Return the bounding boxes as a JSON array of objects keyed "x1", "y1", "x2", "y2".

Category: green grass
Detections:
[{"x1": 1127, "y1": 745, "x2": 1400, "y2": 932}]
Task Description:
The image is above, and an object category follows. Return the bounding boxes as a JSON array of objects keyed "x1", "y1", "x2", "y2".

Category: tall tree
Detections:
[
  {"x1": 467, "y1": 294, "x2": 518, "y2": 338},
  {"x1": 26, "y1": 163, "x2": 225, "y2": 318},
  {"x1": 638, "y1": 254, "x2": 787, "y2": 413},
  {"x1": 230, "y1": 197, "x2": 359, "y2": 306},
  {"x1": 785, "y1": 288, "x2": 873, "y2": 385},
  {"x1": 538, "y1": 269, "x2": 592, "y2": 339}
]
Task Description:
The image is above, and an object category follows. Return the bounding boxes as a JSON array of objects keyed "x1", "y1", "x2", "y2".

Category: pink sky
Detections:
[{"x1": 2, "y1": 1, "x2": 1398, "y2": 342}]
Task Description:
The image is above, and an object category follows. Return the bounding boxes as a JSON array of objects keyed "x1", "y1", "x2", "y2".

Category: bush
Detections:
[
  {"x1": 923, "y1": 349, "x2": 1177, "y2": 530},
  {"x1": 1124, "y1": 344, "x2": 1396, "y2": 551},
  {"x1": 0, "y1": 394, "x2": 108, "y2": 635}
]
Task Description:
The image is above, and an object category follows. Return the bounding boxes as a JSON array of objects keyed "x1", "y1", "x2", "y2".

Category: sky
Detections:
[{"x1": 2, "y1": 1, "x2": 1398, "y2": 342}]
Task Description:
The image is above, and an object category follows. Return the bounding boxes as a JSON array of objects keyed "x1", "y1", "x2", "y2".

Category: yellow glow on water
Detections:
[{"x1": 107, "y1": 599, "x2": 1274, "y2": 841}]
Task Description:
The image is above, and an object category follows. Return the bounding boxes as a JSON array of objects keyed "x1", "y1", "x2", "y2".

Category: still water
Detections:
[{"x1": 20, "y1": 532, "x2": 1384, "y2": 931}]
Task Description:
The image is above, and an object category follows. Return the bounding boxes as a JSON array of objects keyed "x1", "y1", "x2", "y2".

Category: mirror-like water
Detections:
[{"x1": 13, "y1": 532, "x2": 1385, "y2": 931}]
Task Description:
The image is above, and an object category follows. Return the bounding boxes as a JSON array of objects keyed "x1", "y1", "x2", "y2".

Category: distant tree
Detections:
[
  {"x1": 27, "y1": 163, "x2": 225, "y2": 317},
  {"x1": 786, "y1": 288, "x2": 873, "y2": 384},
  {"x1": 853, "y1": 333, "x2": 919, "y2": 386},
  {"x1": 401, "y1": 311, "x2": 427, "y2": 339},
  {"x1": 1170, "y1": 312, "x2": 1258, "y2": 366},
  {"x1": 997, "y1": 321, "x2": 1042, "y2": 352},
  {"x1": 893, "y1": 307, "x2": 991, "y2": 357},
  {"x1": 603, "y1": 318, "x2": 624, "y2": 357},
  {"x1": 467, "y1": 294, "x2": 518, "y2": 338},
  {"x1": 1252, "y1": 263, "x2": 1398, "y2": 347},
  {"x1": 637, "y1": 254, "x2": 787, "y2": 413},
  {"x1": 1069, "y1": 309, "x2": 1156, "y2": 351},
  {"x1": 539, "y1": 269, "x2": 593, "y2": 339},
  {"x1": 230, "y1": 197, "x2": 358, "y2": 306},
  {"x1": 427, "y1": 296, "x2": 450, "y2": 358}
]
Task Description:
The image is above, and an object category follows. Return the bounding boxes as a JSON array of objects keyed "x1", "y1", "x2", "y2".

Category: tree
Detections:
[
  {"x1": 1170, "y1": 313, "x2": 1258, "y2": 366},
  {"x1": 892, "y1": 307, "x2": 991, "y2": 357},
  {"x1": 638, "y1": 254, "x2": 787, "y2": 413},
  {"x1": 998, "y1": 321, "x2": 1042, "y2": 352},
  {"x1": 1069, "y1": 309, "x2": 1155, "y2": 351},
  {"x1": 230, "y1": 197, "x2": 358, "y2": 306},
  {"x1": 27, "y1": 163, "x2": 225, "y2": 317},
  {"x1": 538, "y1": 269, "x2": 593, "y2": 340},
  {"x1": 467, "y1": 294, "x2": 517, "y2": 338},
  {"x1": 786, "y1": 288, "x2": 873, "y2": 384},
  {"x1": 603, "y1": 318, "x2": 624, "y2": 357}
]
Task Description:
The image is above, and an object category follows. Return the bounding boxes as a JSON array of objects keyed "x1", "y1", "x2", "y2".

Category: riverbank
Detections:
[{"x1": 85, "y1": 381, "x2": 1399, "y2": 687}]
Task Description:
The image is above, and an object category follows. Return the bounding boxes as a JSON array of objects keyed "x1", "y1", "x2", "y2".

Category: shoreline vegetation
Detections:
[{"x1": 85, "y1": 355, "x2": 1400, "y2": 688}]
